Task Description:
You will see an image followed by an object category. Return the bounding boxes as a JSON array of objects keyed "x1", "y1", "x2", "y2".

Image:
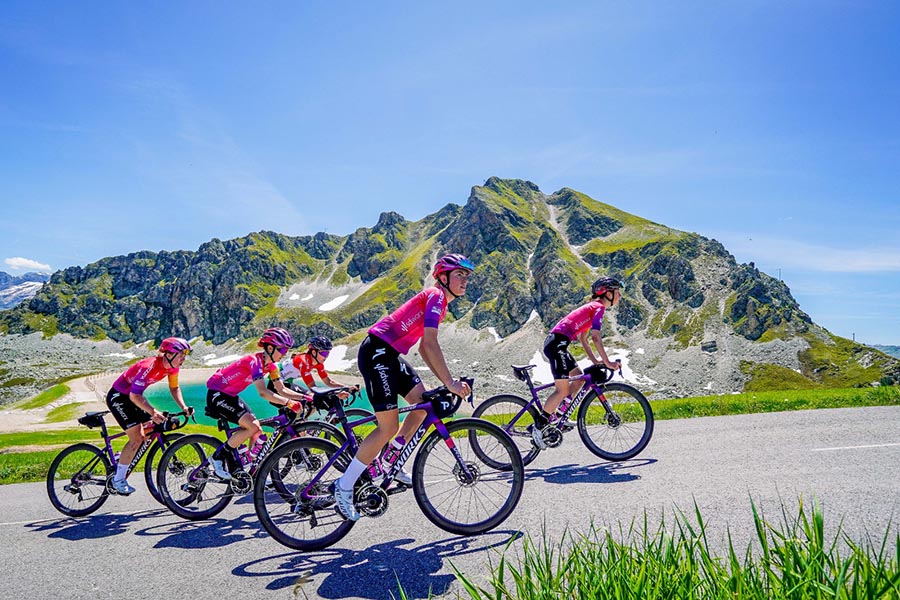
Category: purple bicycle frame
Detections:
[
  {"x1": 298, "y1": 396, "x2": 472, "y2": 502},
  {"x1": 500, "y1": 368, "x2": 614, "y2": 436}
]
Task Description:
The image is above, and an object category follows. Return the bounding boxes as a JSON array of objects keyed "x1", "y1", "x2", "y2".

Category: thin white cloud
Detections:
[
  {"x1": 725, "y1": 236, "x2": 900, "y2": 273},
  {"x1": 5, "y1": 257, "x2": 51, "y2": 272}
]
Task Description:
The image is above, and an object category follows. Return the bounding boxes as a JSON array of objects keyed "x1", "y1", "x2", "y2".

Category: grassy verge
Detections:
[
  {"x1": 3, "y1": 386, "x2": 898, "y2": 486},
  {"x1": 654, "y1": 385, "x2": 900, "y2": 420},
  {"x1": 438, "y1": 500, "x2": 900, "y2": 600},
  {"x1": 0, "y1": 422, "x2": 219, "y2": 485},
  {"x1": 10, "y1": 383, "x2": 70, "y2": 410}
]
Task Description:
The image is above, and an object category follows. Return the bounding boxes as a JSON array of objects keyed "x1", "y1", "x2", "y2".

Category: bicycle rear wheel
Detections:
[
  {"x1": 577, "y1": 383, "x2": 654, "y2": 461},
  {"x1": 157, "y1": 434, "x2": 234, "y2": 520},
  {"x1": 413, "y1": 418, "x2": 524, "y2": 535},
  {"x1": 144, "y1": 432, "x2": 184, "y2": 505},
  {"x1": 254, "y1": 437, "x2": 354, "y2": 551},
  {"x1": 472, "y1": 394, "x2": 542, "y2": 466},
  {"x1": 46, "y1": 443, "x2": 112, "y2": 517}
]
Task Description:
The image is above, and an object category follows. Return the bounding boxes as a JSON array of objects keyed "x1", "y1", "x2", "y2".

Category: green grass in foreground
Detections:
[
  {"x1": 428, "y1": 499, "x2": 900, "y2": 600},
  {"x1": 10, "y1": 383, "x2": 70, "y2": 409}
]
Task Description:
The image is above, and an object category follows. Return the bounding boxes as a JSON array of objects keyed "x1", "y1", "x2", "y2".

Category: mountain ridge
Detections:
[
  {"x1": 2, "y1": 178, "x2": 897, "y2": 395},
  {"x1": 0, "y1": 271, "x2": 50, "y2": 309}
]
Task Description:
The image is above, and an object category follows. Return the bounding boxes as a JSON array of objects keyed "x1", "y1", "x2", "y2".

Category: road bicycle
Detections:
[
  {"x1": 472, "y1": 363, "x2": 653, "y2": 466},
  {"x1": 46, "y1": 410, "x2": 192, "y2": 517},
  {"x1": 155, "y1": 394, "x2": 372, "y2": 521},
  {"x1": 252, "y1": 380, "x2": 525, "y2": 551}
]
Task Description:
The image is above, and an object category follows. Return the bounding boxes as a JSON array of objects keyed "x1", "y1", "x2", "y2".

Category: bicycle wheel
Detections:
[
  {"x1": 472, "y1": 394, "x2": 542, "y2": 466},
  {"x1": 46, "y1": 443, "x2": 112, "y2": 517},
  {"x1": 254, "y1": 437, "x2": 355, "y2": 551},
  {"x1": 413, "y1": 418, "x2": 524, "y2": 535},
  {"x1": 156, "y1": 434, "x2": 234, "y2": 520},
  {"x1": 144, "y1": 432, "x2": 184, "y2": 505},
  {"x1": 293, "y1": 420, "x2": 347, "y2": 446},
  {"x1": 577, "y1": 383, "x2": 654, "y2": 461},
  {"x1": 320, "y1": 407, "x2": 372, "y2": 445}
]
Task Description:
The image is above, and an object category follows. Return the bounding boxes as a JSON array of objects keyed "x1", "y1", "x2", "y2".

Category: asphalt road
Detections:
[{"x1": 2, "y1": 406, "x2": 899, "y2": 600}]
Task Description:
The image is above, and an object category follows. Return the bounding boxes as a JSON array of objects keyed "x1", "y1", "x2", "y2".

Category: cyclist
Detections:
[
  {"x1": 277, "y1": 335, "x2": 359, "y2": 393},
  {"x1": 205, "y1": 327, "x2": 306, "y2": 480},
  {"x1": 105, "y1": 337, "x2": 194, "y2": 495},
  {"x1": 534, "y1": 276, "x2": 623, "y2": 448},
  {"x1": 333, "y1": 253, "x2": 475, "y2": 521}
]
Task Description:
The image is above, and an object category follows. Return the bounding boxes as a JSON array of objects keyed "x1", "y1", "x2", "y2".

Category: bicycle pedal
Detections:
[{"x1": 386, "y1": 483, "x2": 410, "y2": 495}]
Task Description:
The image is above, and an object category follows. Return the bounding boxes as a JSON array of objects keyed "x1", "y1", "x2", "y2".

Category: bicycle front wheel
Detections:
[
  {"x1": 254, "y1": 437, "x2": 354, "y2": 551},
  {"x1": 157, "y1": 434, "x2": 233, "y2": 520},
  {"x1": 144, "y1": 432, "x2": 184, "y2": 505},
  {"x1": 46, "y1": 443, "x2": 112, "y2": 517},
  {"x1": 577, "y1": 383, "x2": 654, "y2": 461},
  {"x1": 413, "y1": 418, "x2": 524, "y2": 535},
  {"x1": 472, "y1": 394, "x2": 542, "y2": 466}
]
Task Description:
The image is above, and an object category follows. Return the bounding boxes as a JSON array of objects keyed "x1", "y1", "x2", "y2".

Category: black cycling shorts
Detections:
[
  {"x1": 106, "y1": 388, "x2": 151, "y2": 431},
  {"x1": 543, "y1": 333, "x2": 578, "y2": 380},
  {"x1": 206, "y1": 389, "x2": 251, "y2": 423},
  {"x1": 357, "y1": 334, "x2": 421, "y2": 412}
]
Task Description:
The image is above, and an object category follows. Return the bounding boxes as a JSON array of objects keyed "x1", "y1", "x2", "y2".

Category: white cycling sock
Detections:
[
  {"x1": 337, "y1": 457, "x2": 367, "y2": 490},
  {"x1": 115, "y1": 463, "x2": 128, "y2": 482}
]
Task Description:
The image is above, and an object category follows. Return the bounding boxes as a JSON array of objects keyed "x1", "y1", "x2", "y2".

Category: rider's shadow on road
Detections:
[
  {"x1": 233, "y1": 531, "x2": 521, "y2": 600},
  {"x1": 136, "y1": 510, "x2": 264, "y2": 549},
  {"x1": 526, "y1": 458, "x2": 656, "y2": 485},
  {"x1": 26, "y1": 508, "x2": 169, "y2": 541}
]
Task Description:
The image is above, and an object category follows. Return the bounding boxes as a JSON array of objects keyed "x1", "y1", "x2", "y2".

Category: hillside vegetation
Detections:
[{"x1": 2, "y1": 177, "x2": 897, "y2": 397}]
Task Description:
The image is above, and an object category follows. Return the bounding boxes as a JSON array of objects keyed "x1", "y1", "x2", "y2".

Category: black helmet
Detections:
[
  {"x1": 591, "y1": 277, "x2": 624, "y2": 297},
  {"x1": 308, "y1": 335, "x2": 333, "y2": 352}
]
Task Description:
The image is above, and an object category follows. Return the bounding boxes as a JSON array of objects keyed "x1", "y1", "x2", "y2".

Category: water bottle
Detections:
[
  {"x1": 236, "y1": 445, "x2": 251, "y2": 466},
  {"x1": 381, "y1": 436, "x2": 405, "y2": 470},
  {"x1": 367, "y1": 459, "x2": 383, "y2": 480},
  {"x1": 557, "y1": 397, "x2": 572, "y2": 415},
  {"x1": 249, "y1": 433, "x2": 268, "y2": 459}
]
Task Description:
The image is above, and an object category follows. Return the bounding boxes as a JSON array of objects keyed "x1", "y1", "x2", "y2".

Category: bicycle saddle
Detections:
[
  {"x1": 511, "y1": 365, "x2": 536, "y2": 382},
  {"x1": 77, "y1": 411, "x2": 109, "y2": 428}
]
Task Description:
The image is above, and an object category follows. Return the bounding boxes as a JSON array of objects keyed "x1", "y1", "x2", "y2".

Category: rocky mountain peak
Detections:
[{"x1": 2, "y1": 180, "x2": 897, "y2": 394}]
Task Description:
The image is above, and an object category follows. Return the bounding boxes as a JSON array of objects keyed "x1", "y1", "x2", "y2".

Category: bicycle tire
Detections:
[
  {"x1": 472, "y1": 394, "x2": 542, "y2": 466},
  {"x1": 292, "y1": 420, "x2": 347, "y2": 446},
  {"x1": 577, "y1": 382, "x2": 654, "y2": 461},
  {"x1": 143, "y1": 432, "x2": 184, "y2": 505},
  {"x1": 254, "y1": 436, "x2": 355, "y2": 551},
  {"x1": 412, "y1": 418, "x2": 524, "y2": 535},
  {"x1": 156, "y1": 433, "x2": 233, "y2": 520},
  {"x1": 46, "y1": 443, "x2": 112, "y2": 517}
]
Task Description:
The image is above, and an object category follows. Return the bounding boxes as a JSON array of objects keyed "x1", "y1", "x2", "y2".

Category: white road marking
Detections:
[{"x1": 811, "y1": 442, "x2": 900, "y2": 452}]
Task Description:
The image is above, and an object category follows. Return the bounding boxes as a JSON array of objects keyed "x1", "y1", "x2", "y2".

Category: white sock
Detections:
[
  {"x1": 115, "y1": 463, "x2": 128, "y2": 482},
  {"x1": 337, "y1": 457, "x2": 367, "y2": 491}
]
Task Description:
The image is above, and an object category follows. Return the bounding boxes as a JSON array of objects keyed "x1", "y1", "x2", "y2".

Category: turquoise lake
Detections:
[{"x1": 145, "y1": 382, "x2": 375, "y2": 426}]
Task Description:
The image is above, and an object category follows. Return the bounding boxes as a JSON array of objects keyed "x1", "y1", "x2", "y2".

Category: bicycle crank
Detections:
[
  {"x1": 542, "y1": 425, "x2": 564, "y2": 448},
  {"x1": 357, "y1": 483, "x2": 388, "y2": 518}
]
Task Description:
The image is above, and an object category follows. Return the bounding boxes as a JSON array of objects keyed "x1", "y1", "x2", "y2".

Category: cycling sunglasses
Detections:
[{"x1": 315, "y1": 349, "x2": 330, "y2": 358}]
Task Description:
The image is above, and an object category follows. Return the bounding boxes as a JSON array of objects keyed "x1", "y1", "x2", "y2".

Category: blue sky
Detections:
[{"x1": 2, "y1": 2, "x2": 898, "y2": 344}]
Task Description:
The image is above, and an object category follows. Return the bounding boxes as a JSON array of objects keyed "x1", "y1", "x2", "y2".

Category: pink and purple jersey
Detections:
[
  {"x1": 369, "y1": 287, "x2": 448, "y2": 355},
  {"x1": 550, "y1": 301, "x2": 606, "y2": 341},
  {"x1": 112, "y1": 356, "x2": 178, "y2": 395},
  {"x1": 207, "y1": 353, "x2": 279, "y2": 396}
]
